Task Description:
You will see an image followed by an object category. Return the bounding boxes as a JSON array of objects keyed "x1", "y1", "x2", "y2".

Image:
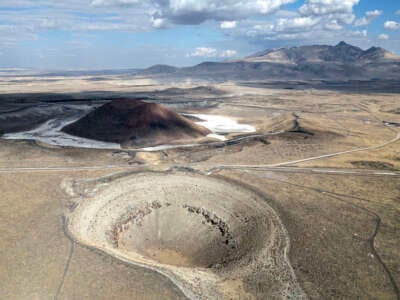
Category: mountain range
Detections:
[{"x1": 138, "y1": 42, "x2": 400, "y2": 81}]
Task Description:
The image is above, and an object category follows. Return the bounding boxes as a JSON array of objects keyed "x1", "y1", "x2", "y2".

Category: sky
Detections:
[{"x1": 0, "y1": 0, "x2": 399, "y2": 70}]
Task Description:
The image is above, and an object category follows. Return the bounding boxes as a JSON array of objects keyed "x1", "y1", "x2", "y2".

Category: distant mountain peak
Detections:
[
  {"x1": 140, "y1": 64, "x2": 177, "y2": 75},
  {"x1": 366, "y1": 46, "x2": 383, "y2": 51},
  {"x1": 334, "y1": 41, "x2": 364, "y2": 52},
  {"x1": 244, "y1": 42, "x2": 393, "y2": 64},
  {"x1": 336, "y1": 41, "x2": 350, "y2": 47}
]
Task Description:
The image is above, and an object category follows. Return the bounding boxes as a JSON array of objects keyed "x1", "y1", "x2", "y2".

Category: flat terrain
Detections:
[{"x1": 0, "y1": 76, "x2": 399, "y2": 299}]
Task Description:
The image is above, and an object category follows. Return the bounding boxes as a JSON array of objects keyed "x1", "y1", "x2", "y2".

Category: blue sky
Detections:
[{"x1": 0, "y1": 0, "x2": 399, "y2": 69}]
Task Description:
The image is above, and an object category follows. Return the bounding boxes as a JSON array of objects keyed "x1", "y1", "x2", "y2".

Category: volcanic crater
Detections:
[
  {"x1": 109, "y1": 200, "x2": 257, "y2": 269},
  {"x1": 65, "y1": 172, "x2": 305, "y2": 299}
]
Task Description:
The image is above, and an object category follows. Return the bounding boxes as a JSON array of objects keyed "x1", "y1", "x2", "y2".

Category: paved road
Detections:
[
  {"x1": 0, "y1": 164, "x2": 398, "y2": 177},
  {"x1": 0, "y1": 165, "x2": 137, "y2": 173},
  {"x1": 1, "y1": 132, "x2": 398, "y2": 176},
  {"x1": 204, "y1": 165, "x2": 400, "y2": 177}
]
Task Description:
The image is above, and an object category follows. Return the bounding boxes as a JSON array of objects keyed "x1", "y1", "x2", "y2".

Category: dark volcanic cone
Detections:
[{"x1": 62, "y1": 99, "x2": 211, "y2": 147}]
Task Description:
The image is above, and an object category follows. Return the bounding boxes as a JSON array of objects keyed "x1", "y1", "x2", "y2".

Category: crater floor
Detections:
[{"x1": 65, "y1": 171, "x2": 306, "y2": 299}]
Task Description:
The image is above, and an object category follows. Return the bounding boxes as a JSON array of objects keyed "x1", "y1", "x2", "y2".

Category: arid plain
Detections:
[{"x1": 1, "y1": 74, "x2": 400, "y2": 299}]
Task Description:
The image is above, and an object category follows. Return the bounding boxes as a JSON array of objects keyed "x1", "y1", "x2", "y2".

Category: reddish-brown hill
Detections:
[{"x1": 62, "y1": 99, "x2": 211, "y2": 147}]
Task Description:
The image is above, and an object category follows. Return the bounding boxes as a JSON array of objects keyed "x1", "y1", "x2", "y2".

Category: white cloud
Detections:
[
  {"x1": 324, "y1": 20, "x2": 342, "y2": 31},
  {"x1": 384, "y1": 21, "x2": 400, "y2": 30},
  {"x1": 300, "y1": 0, "x2": 359, "y2": 16},
  {"x1": 152, "y1": 0, "x2": 297, "y2": 24},
  {"x1": 351, "y1": 29, "x2": 367, "y2": 37},
  {"x1": 166, "y1": 0, "x2": 295, "y2": 15},
  {"x1": 359, "y1": 29, "x2": 367, "y2": 37},
  {"x1": 354, "y1": 9, "x2": 382, "y2": 26},
  {"x1": 151, "y1": 17, "x2": 165, "y2": 28},
  {"x1": 220, "y1": 21, "x2": 237, "y2": 29},
  {"x1": 237, "y1": 11, "x2": 375, "y2": 44},
  {"x1": 188, "y1": 47, "x2": 237, "y2": 58},
  {"x1": 378, "y1": 33, "x2": 389, "y2": 40},
  {"x1": 226, "y1": 1, "x2": 386, "y2": 46},
  {"x1": 220, "y1": 50, "x2": 237, "y2": 57},
  {"x1": 396, "y1": 10, "x2": 400, "y2": 15},
  {"x1": 300, "y1": 0, "x2": 359, "y2": 25},
  {"x1": 247, "y1": 16, "x2": 319, "y2": 38},
  {"x1": 91, "y1": 0, "x2": 139, "y2": 7},
  {"x1": 275, "y1": 17, "x2": 319, "y2": 31},
  {"x1": 354, "y1": 18, "x2": 368, "y2": 27},
  {"x1": 188, "y1": 47, "x2": 218, "y2": 57},
  {"x1": 365, "y1": 10, "x2": 382, "y2": 17},
  {"x1": 275, "y1": 10, "x2": 298, "y2": 18}
]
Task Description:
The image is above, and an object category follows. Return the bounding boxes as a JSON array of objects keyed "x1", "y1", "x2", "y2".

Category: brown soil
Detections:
[{"x1": 350, "y1": 160, "x2": 397, "y2": 170}]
